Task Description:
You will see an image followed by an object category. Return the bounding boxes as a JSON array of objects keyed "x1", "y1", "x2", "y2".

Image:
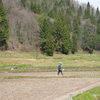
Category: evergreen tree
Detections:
[
  {"x1": 61, "y1": 25, "x2": 71, "y2": 54},
  {"x1": 44, "y1": 33, "x2": 55, "y2": 56},
  {"x1": 0, "y1": 0, "x2": 9, "y2": 48},
  {"x1": 72, "y1": 17, "x2": 80, "y2": 35},
  {"x1": 97, "y1": 16, "x2": 100, "y2": 34},
  {"x1": 71, "y1": 35, "x2": 77, "y2": 54},
  {"x1": 71, "y1": 17, "x2": 80, "y2": 54},
  {"x1": 82, "y1": 20, "x2": 95, "y2": 53},
  {"x1": 53, "y1": 16, "x2": 71, "y2": 54},
  {"x1": 94, "y1": 34, "x2": 100, "y2": 50},
  {"x1": 53, "y1": 16, "x2": 64, "y2": 51},
  {"x1": 84, "y1": 2, "x2": 91, "y2": 19},
  {"x1": 90, "y1": 8, "x2": 96, "y2": 25},
  {"x1": 78, "y1": 6, "x2": 83, "y2": 16},
  {"x1": 97, "y1": 23, "x2": 100, "y2": 34},
  {"x1": 40, "y1": 18, "x2": 55, "y2": 56},
  {"x1": 96, "y1": 7, "x2": 99, "y2": 16}
]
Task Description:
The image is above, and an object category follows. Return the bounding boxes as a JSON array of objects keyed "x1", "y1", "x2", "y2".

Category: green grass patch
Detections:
[
  {"x1": 73, "y1": 86, "x2": 100, "y2": 100},
  {"x1": 0, "y1": 74, "x2": 100, "y2": 79},
  {"x1": 0, "y1": 51, "x2": 100, "y2": 72},
  {"x1": 0, "y1": 64, "x2": 100, "y2": 72}
]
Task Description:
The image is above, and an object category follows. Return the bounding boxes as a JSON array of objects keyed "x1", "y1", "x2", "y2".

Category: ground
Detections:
[
  {"x1": 0, "y1": 72, "x2": 100, "y2": 100},
  {"x1": 0, "y1": 51, "x2": 100, "y2": 100}
]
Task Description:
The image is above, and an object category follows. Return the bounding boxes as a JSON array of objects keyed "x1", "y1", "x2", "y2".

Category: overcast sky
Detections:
[{"x1": 76, "y1": 0, "x2": 100, "y2": 10}]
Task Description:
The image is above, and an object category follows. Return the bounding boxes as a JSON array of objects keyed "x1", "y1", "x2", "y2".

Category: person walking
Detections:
[{"x1": 58, "y1": 63, "x2": 63, "y2": 75}]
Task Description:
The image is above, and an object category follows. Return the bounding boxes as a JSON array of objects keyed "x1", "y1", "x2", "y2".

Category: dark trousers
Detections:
[{"x1": 58, "y1": 70, "x2": 63, "y2": 75}]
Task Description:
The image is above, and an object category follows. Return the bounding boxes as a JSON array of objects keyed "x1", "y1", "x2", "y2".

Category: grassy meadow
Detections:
[
  {"x1": 73, "y1": 86, "x2": 100, "y2": 100},
  {"x1": 0, "y1": 51, "x2": 100, "y2": 72}
]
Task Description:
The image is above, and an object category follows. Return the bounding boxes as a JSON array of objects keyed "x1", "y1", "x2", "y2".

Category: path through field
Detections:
[
  {"x1": 0, "y1": 71, "x2": 100, "y2": 77},
  {"x1": 0, "y1": 72, "x2": 100, "y2": 100}
]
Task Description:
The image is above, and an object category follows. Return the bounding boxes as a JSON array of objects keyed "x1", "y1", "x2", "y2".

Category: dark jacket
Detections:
[{"x1": 58, "y1": 64, "x2": 62, "y2": 70}]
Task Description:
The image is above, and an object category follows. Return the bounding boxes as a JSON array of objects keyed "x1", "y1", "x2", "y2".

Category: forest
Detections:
[{"x1": 0, "y1": 0, "x2": 100, "y2": 56}]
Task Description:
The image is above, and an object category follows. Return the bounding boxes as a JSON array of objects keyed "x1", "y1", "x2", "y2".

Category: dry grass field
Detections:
[{"x1": 0, "y1": 51, "x2": 100, "y2": 72}]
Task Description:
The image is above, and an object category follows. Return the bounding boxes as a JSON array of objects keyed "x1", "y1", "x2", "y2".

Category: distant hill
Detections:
[{"x1": 1, "y1": 0, "x2": 100, "y2": 55}]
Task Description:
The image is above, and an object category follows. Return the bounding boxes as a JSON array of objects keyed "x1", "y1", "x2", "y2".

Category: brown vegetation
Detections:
[{"x1": 2, "y1": 0, "x2": 40, "y2": 51}]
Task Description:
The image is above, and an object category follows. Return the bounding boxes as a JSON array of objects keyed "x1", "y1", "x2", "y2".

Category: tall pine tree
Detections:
[
  {"x1": 53, "y1": 16, "x2": 71, "y2": 54},
  {"x1": 97, "y1": 16, "x2": 100, "y2": 34},
  {"x1": 71, "y1": 16, "x2": 80, "y2": 54},
  {"x1": 78, "y1": 6, "x2": 83, "y2": 17},
  {"x1": 40, "y1": 18, "x2": 55, "y2": 56},
  {"x1": 96, "y1": 7, "x2": 99, "y2": 16},
  {"x1": 61, "y1": 25, "x2": 71, "y2": 54},
  {"x1": 82, "y1": 20, "x2": 95, "y2": 53},
  {"x1": 53, "y1": 16, "x2": 64, "y2": 51},
  {"x1": 84, "y1": 2, "x2": 91, "y2": 19}
]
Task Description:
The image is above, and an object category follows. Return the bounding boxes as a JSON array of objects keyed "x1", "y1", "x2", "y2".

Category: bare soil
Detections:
[{"x1": 0, "y1": 72, "x2": 100, "y2": 100}]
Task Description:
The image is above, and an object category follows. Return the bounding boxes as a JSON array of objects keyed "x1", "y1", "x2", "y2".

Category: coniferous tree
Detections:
[
  {"x1": 90, "y1": 8, "x2": 96, "y2": 25},
  {"x1": 97, "y1": 23, "x2": 100, "y2": 34},
  {"x1": 96, "y1": 7, "x2": 99, "y2": 16},
  {"x1": 44, "y1": 33, "x2": 55, "y2": 56},
  {"x1": 84, "y1": 2, "x2": 91, "y2": 19},
  {"x1": 53, "y1": 16, "x2": 71, "y2": 54},
  {"x1": 71, "y1": 35, "x2": 77, "y2": 54},
  {"x1": 97, "y1": 16, "x2": 100, "y2": 34},
  {"x1": 40, "y1": 18, "x2": 55, "y2": 56},
  {"x1": 53, "y1": 16, "x2": 64, "y2": 51},
  {"x1": 78, "y1": 6, "x2": 83, "y2": 16},
  {"x1": 94, "y1": 34, "x2": 100, "y2": 50},
  {"x1": 0, "y1": 0, "x2": 8, "y2": 48},
  {"x1": 82, "y1": 20, "x2": 95, "y2": 53},
  {"x1": 61, "y1": 25, "x2": 71, "y2": 54},
  {"x1": 71, "y1": 17, "x2": 80, "y2": 54}
]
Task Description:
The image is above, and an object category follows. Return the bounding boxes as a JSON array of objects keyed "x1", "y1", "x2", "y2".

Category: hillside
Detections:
[
  {"x1": 1, "y1": 0, "x2": 100, "y2": 55},
  {"x1": 2, "y1": 0, "x2": 40, "y2": 51}
]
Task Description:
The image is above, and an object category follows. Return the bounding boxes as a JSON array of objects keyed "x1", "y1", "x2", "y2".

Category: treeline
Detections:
[
  {"x1": 21, "y1": 0, "x2": 99, "y2": 56},
  {"x1": 1, "y1": 0, "x2": 100, "y2": 55},
  {"x1": 40, "y1": 16, "x2": 71, "y2": 56},
  {"x1": 0, "y1": 0, "x2": 9, "y2": 50}
]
